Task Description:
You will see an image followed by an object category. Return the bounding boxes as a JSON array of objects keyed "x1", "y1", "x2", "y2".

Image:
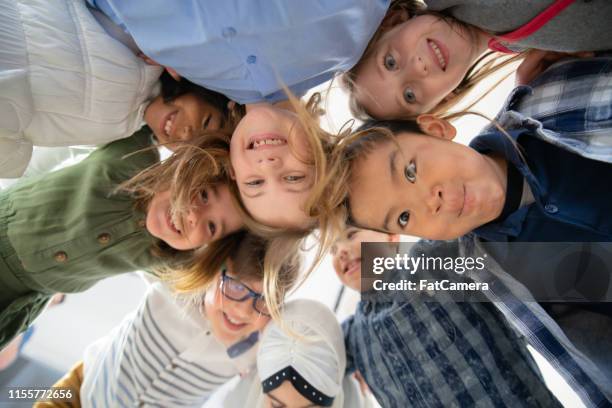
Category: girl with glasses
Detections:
[{"x1": 35, "y1": 232, "x2": 301, "y2": 407}]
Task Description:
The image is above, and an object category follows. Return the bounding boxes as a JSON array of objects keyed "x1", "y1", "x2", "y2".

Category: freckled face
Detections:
[{"x1": 348, "y1": 132, "x2": 506, "y2": 240}]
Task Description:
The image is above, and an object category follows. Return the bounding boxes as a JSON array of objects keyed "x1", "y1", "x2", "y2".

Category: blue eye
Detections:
[
  {"x1": 398, "y1": 211, "x2": 410, "y2": 227},
  {"x1": 384, "y1": 53, "x2": 397, "y2": 71},
  {"x1": 284, "y1": 175, "x2": 305, "y2": 182},
  {"x1": 404, "y1": 161, "x2": 417, "y2": 183},
  {"x1": 403, "y1": 88, "x2": 416, "y2": 104},
  {"x1": 245, "y1": 179, "x2": 264, "y2": 186}
]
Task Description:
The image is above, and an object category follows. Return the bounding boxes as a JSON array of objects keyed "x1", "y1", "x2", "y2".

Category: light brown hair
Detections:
[
  {"x1": 169, "y1": 230, "x2": 303, "y2": 322},
  {"x1": 341, "y1": 0, "x2": 523, "y2": 120}
]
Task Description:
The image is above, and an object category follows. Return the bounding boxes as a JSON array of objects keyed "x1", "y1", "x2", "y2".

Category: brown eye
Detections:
[
  {"x1": 398, "y1": 211, "x2": 410, "y2": 228},
  {"x1": 201, "y1": 114, "x2": 212, "y2": 130},
  {"x1": 208, "y1": 221, "x2": 216, "y2": 238}
]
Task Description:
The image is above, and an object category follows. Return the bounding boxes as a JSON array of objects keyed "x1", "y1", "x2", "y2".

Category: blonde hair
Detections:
[
  {"x1": 341, "y1": 0, "x2": 524, "y2": 120},
  {"x1": 168, "y1": 230, "x2": 303, "y2": 323},
  {"x1": 124, "y1": 91, "x2": 333, "y2": 322},
  {"x1": 222, "y1": 91, "x2": 348, "y2": 321}
]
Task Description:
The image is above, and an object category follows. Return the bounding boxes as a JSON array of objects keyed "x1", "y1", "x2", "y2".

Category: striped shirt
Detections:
[{"x1": 81, "y1": 277, "x2": 251, "y2": 407}]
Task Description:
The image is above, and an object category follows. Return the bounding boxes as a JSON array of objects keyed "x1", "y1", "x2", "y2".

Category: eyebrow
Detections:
[{"x1": 383, "y1": 149, "x2": 399, "y2": 231}]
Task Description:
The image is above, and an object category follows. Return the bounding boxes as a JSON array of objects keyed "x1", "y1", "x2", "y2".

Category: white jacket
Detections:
[{"x1": 0, "y1": 0, "x2": 161, "y2": 177}]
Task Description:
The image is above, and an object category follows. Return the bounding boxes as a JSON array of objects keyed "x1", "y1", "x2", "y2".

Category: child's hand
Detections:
[
  {"x1": 137, "y1": 51, "x2": 182, "y2": 81},
  {"x1": 516, "y1": 49, "x2": 595, "y2": 86},
  {"x1": 353, "y1": 370, "x2": 370, "y2": 397}
]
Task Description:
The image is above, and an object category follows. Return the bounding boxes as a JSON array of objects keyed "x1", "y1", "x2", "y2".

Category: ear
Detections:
[
  {"x1": 387, "y1": 234, "x2": 400, "y2": 243},
  {"x1": 380, "y1": 8, "x2": 410, "y2": 31},
  {"x1": 416, "y1": 114, "x2": 456, "y2": 140},
  {"x1": 229, "y1": 165, "x2": 236, "y2": 180},
  {"x1": 165, "y1": 66, "x2": 182, "y2": 81}
]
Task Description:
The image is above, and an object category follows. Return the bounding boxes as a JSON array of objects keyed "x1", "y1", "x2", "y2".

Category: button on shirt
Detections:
[
  {"x1": 3, "y1": 129, "x2": 160, "y2": 295},
  {"x1": 89, "y1": 0, "x2": 390, "y2": 103}
]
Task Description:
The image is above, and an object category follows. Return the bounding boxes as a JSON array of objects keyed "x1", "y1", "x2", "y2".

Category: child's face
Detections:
[
  {"x1": 353, "y1": 15, "x2": 484, "y2": 119},
  {"x1": 146, "y1": 184, "x2": 243, "y2": 250},
  {"x1": 264, "y1": 381, "x2": 316, "y2": 408},
  {"x1": 204, "y1": 260, "x2": 270, "y2": 346},
  {"x1": 230, "y1": 104, "x2": 315, "y2": 229},
  {"x1": 144, "y1": 93, "x2": 225, "y2": 147},
  {"x1": 332, "y1": 227, "x2": 397, "y2": 291},
  {"x1": 349, "y1": 122, "x2": 506, "y2": 240}
]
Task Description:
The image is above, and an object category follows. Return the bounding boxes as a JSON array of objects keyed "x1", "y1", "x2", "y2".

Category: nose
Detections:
[
  {"x1": 256, "y1": 155, "x2": 282, "y2": 169},
  {"x1": 178, "y1": 124, "x2": 194, "y2": 141},
  {"x1": 337, "y1": 247, "x2": 349, "y2": 262},
  {"x1": 231, "y1": 298, "x2": 254, "y2": 319},
  {"x1": 184, "y1": 199, "x2": 213, "y2": 238},
  {"x1": 425, "y1": 185, "x2": 443, "y2": 214},
  {"x1": 407, "y1": 54, "x2": 427, "y2": 78}
]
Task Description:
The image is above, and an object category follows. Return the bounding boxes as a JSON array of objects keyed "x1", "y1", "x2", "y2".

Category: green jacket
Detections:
[{"x1": 0, "y1": 128, "x2": 160, "y2": 348}]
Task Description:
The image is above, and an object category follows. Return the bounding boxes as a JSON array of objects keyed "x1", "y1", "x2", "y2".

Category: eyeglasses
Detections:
[{"x1": 220, "y1": 265, "x2": 270, "y2": 316}]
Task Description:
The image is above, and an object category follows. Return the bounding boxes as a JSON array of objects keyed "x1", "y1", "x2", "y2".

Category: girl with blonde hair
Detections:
[{"x1": 344, "y1": 0, "x2": 610, "y2": 121}]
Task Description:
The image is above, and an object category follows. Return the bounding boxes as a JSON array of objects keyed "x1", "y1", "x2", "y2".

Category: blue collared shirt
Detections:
[{"x1": 89, "y1": 0, "x2": 389, "y2": 103}]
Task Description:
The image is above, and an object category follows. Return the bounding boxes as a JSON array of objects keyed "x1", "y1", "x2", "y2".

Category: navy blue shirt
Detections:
[{"x1": 470, "y1": 128, "x2": 612, "y2": 243}]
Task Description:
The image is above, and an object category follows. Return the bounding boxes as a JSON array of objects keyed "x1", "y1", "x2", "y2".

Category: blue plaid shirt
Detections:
[
  {"x1": 344, "y1": 240, "x2": 561, "y2": 407},
  {"x1": 345, "y1": 57, "x2": 612, "y2": 408},
  {"x1": 467, "y1": 55, "x2": 612, "y2": 407}
]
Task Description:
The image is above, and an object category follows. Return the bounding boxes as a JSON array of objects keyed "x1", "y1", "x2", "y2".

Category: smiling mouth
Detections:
[
  {"x1": 162, "y1": 111, "x2": 178, "y2": 139},
  {"x1": 247, "y1": 134, "x2": 288, "y2": 150},
  {"x1": 427, "y1": 39, "x2": 448, "y2": 71},
  {"x1": 344, "y1": 259, "x2": 361, "y2": 276},
  {"x1": 223, "y1": 312, "x2": 247, "y2": 331},
  {"x1": 166, "y1": 210, "x2": 182, "y2": 235}
]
